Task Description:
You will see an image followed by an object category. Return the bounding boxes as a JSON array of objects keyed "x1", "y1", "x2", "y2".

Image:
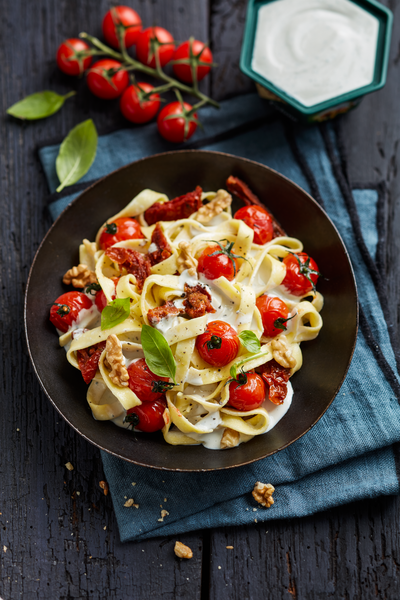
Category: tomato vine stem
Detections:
[{"x1": 79, "y1": 32, "x2": 220, "y2": 109}]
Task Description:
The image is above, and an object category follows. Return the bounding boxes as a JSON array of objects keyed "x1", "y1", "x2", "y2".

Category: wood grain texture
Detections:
[
  {"x1": 0, "y1": 1, "x2": 208, "y2": 598},
  {"x1": 2, "y1": 0, "x2": 400, "y2": 598}
]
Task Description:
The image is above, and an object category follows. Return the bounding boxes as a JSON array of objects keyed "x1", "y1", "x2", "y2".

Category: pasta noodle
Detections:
[{"x1": 50, "y1": 185, "x2": 323, "y2": 450}]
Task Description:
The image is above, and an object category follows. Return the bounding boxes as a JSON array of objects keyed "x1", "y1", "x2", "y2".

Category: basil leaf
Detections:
[
  {"x1": 101, "y1": 298, "x2": 130, "y2": 331},
  {"x1": 7, "y1": 90, "x2": 75, "y2": 120},
  {"x1": 238, "y1": 330, "x2": 261, "y2": 354},
  {"x1": 56, "y1": 118, "x2": 98, "y2": 193},
  {"x1": 230, "y1": 364, "x2": 237, "y2": 380},
  {"x1": 141, "y1": 323, "x2": 177, "y2": 383}
]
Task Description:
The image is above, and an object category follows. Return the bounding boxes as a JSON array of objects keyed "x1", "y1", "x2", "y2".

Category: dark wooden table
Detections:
[{"x1": 1, "y1": 1, "x2": 400, "y2": 598}]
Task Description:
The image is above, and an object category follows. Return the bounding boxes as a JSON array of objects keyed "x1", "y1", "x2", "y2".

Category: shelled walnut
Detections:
[
  {"x1": 63, "y1": 264, "x2": 97, "y2": 288},
  {"x1": 252, "y1": 482, "x2": 275, "y2": 508}
]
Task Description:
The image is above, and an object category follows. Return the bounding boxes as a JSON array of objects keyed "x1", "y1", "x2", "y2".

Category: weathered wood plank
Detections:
[{"x1": 0, "y1": 1, "x2": 208, "y2": 598}]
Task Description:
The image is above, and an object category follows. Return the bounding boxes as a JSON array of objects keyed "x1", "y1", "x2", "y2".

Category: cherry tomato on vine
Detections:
[
  {"x1": 282, "y1": 252, "x2": 320, "y2": 296},
  {"x1": 234, "y1": 205, "x2": 274, "y2": 245},
  {"x1": 56, "y1": 38, "x2": 92, "y2": 76},
  {"x1": 102, "y1": 5, "x2": 142, "y2": 49},
  {"x1": 228, "y1": 371, "x2": 266, "y2": 411},
  {"x1": 256, "y1": 295, "x2": 291, "y2": 338},
  {"x1": 127, "y1": 358, "x2": 172, "y2": 403},
  {"x1": 136, "y1": 26, "x2": 175, "y2": 68},
  {"x1": 157, "y1": 101, "x2": 197, "y2": 143},
  {"x1": 196, "y1": 321, "x2": 240, "y2": 368},
  {"x1": 99, "y1": 217, "x2": 144, "y2": 250},
  {"x1": 126, "y1": 398, "x2": 167, "y2": 433},
  {"x1": 197, "y1": 241, "x2": 241, "y2": 281},
  {"x1": 86, "y1": 59, "x2": 129, "y2": 99},
  {"x1": 120, "y1": 83, "x2": 161, "y2": 124},
  {"x1": 94, "y1": 277, "x2": 119, "y2": 313},
  {"x1": 173, "y1": 39, "x2": 213, "y2": 83},
  {"x1": 50, "y1": 291, "x2": 93, "y2": 333}
]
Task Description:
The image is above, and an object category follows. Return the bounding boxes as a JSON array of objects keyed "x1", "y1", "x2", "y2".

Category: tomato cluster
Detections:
[{"x1": 56, "y1": 6, "x2": 214, "y2": 143}]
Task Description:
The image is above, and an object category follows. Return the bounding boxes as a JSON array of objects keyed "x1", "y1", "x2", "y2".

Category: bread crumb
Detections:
[
  {"x1": 65, "y1": 462, "x2": 74, "y2": 471},
  {"x1": 103, "y1": 526, "x2": 107, "y2": 530},
  {"x1": 218, "y1": 566, "x2": 222, "y2": 570},
  {"x1": 124, "y1": 498, "x2": 134, "y2": 507},
  {"x1": 226, "y1": 546, "x2": 234, "y2": 549},
  {"x1": 3, "y1": 546, "x2": 7, "y2": 553},
  {"x1": 132, "y1": 482, "x2": 137, "y2": 486}
]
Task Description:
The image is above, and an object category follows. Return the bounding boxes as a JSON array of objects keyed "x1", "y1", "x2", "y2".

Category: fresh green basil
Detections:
[
  {"x1": 55, "y1": 118, "x2": 98, "y2": 192},
  {"x1": 7, "y1": 90, "x2": 75, "y2": 120},
  {"x1": 238, "y1": 330, "x2": 261, "y2": 354},
  {"x1": 101, "y1": 297, "x2": 130, "y2": 331},
  {"x1": 141, "y1": 324, "x2": 177, "y2": 383}
]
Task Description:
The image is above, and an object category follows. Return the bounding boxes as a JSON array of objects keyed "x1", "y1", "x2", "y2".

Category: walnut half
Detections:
[
  {"x1": 252, "y1": 482, "x2": 275, "y2": 508},
  {"x1": 174, "y1": 541, "x2": 193, "y2": 559},
  {"x1": 63, "y1": 264, "x2": 97, "y2": 288},
  {"x1": 105, "y1": 335, "x2": 129, "y2": 387},
  {"x1": 196, "y1": 189, "x2": 232, "y2": 223},
  {"x1": 271, "y1": 336, "x2": 296, "y2": 369},
  {"x1": 177, "y1": 241, "x2": 198, "y2": 276},
  {"x1": 220, "y1": 428, "x2": 240, "y2": 449}
]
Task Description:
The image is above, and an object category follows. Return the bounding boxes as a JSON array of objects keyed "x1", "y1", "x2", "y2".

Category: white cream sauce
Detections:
[{"x1": 252, "y1": 0, "x2": 379, "y2": 107}]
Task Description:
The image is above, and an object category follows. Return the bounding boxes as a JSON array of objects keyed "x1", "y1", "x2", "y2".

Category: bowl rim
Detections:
[{"x1": 24, "y1": 148, "x2": 359, "y2": 471}]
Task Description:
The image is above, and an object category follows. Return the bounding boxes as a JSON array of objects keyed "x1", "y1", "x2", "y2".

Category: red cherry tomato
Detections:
[
  {"x1": 50, "y1": 291, "x2": 93, "y2": 333},
  {"x1": 120, "y1": 83, "x2": 161, "y2": 124},
  {"x1": 99, "y1": 217, "x2": 144, "y2": 250},
  {"x1": 127, "y1": 358, "x2": 170, "y2": 402},
  {"x1": 94, "y1": 277, "x2": 119, "y2": 313},
  {"x1": 256, "y1": 295, "x2": 290, "y2": 338},
  {"x1": 173, "y1": 39, "x2": 213, "y2": 83},
  {"x1": 197, "y1": 244, "x2": 239, "y2": 282},
  {"x1": 86, "y1": 59, "x2": 129, "y2": 99},
  {"x1": 196, "y1": 321, "x2": 240, "y2": 367},
  {"x1": 56, "y1": 38, "x2": 92, "y2": 76},
  {"x1": 234, "y1": 205, "x2": 274, "y2": 245},
  {"x1": 228, "y1": 372, "x2": 266, "y2": 411},
  {"x1": 102, "y1": 5, "x2": 142, "y2": 49},
  {"x1": 157, "y1": 101, "x2": 197, "y2": 143},
  {"x1": 136, "y1": 26, "x2": 175, "y2": 68},
  {"x1": 282, "y1": 252, "x2": 320, "y2": 296},
  {"x1": 126, "y1": 398, "x2": 167, "y2": 433}
]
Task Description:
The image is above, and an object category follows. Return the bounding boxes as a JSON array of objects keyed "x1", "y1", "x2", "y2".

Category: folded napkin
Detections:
[{"x1": 39, "y1": 94, "x2": 400, "y2": 542}]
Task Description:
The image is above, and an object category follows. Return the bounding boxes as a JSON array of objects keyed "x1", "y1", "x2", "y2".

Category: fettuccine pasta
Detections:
[{"x1": 49, "y1": 181, "x2": 323, "y2": 450}]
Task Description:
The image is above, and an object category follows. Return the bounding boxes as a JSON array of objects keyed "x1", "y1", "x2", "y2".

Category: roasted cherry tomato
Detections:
[
  {"x1": 56, "y1": 38, "x2": 92, "y2": 76},
  {"x1": 228, "y1": 371, "x2": 266, "y2": 411},
  {"x1": 157, "y1": 101, "x2": 197, "y2": 143},
  {"x1": 50, "y1": 291, "x2": 93, "y2": 333},
  {"x1": 94, "y1": 277, "x2": 119, "y2": 313},
  {"x1": 126, "y1": 398, "x2": 167, "y2": 433},
  {"x1": 197, "y1": 243, "x2": 240, "y2": 281},
  {"x1": 86, "y1": 59, "x2": 129, "y2": 99},
  {"x1": 258, "y1": 359, "x2": 290, "y2": 405},
  {"x1": 127, "y1": 358, "x2": 172, "y2": 402},
  {"x1": 136, "y1": 26, "x2": 175, "y2": 68},
  {"x1": 77, "y1": 341, "x2": 106, "y2": 384},
  {"x1": 99, "y1": 217, "x2": 144, "y2": 250},
  {"x1": 196, "y1": 321, "x2": 240, "y2": 367},
  {"x1": 120, "y1": 83, "x2": 160, "y2": 124},
  {"x1": 173, "y1": 39, "x2": 213, "y2": 83},
  {"x1": 102, "y1": 5, "x2": 142, "y2": 49},
  {"x1": 282, "y1": 252, "x2": 320, "y2": 296},
  {"x1": 234, "y1": 205, "x2": 274, "y2": 245},
  {"x1": 256, "y1": 295, "x2": 291, "y2": 338}
]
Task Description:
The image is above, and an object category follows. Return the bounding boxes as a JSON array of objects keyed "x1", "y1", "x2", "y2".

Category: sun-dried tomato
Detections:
[
  {"x1": 183, "y1": 283, "x2": 216, "y2": 319},
  {"x1": 77, "y1": 341, "x2": 106, "y2": 384},
  {"x1": 144, "y1": 186, "x2": 203, "y2": 225},
  {"x1": 226, "y1": 176, "x2": 285, "y2": 238},
  {"x1": 106, "y1": 247, "x2": 151, "y2": 291},
  {"x1": 147, "y1": 223, "x2": 173, "y2": 266},
  {"x1": 257, "y1": 359, "x2": 291, "y2": 405},
  {"x1": 147, "y1": 301, "x2": 182, "y2": 327}
]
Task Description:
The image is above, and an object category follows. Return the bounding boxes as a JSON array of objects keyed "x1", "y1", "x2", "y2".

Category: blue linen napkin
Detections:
[{"x1": 39, "y1": 94, "x2": 400, "y2": 542}]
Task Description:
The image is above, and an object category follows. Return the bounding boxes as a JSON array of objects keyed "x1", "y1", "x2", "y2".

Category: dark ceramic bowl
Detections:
[{"x1": 25, "y1": 150, "x2": 358, "y2": 471}]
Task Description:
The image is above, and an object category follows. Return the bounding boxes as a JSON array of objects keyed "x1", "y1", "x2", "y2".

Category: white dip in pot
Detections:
[{"x1": 251, "y1": 0, "x2": 379, "y2": 108}]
